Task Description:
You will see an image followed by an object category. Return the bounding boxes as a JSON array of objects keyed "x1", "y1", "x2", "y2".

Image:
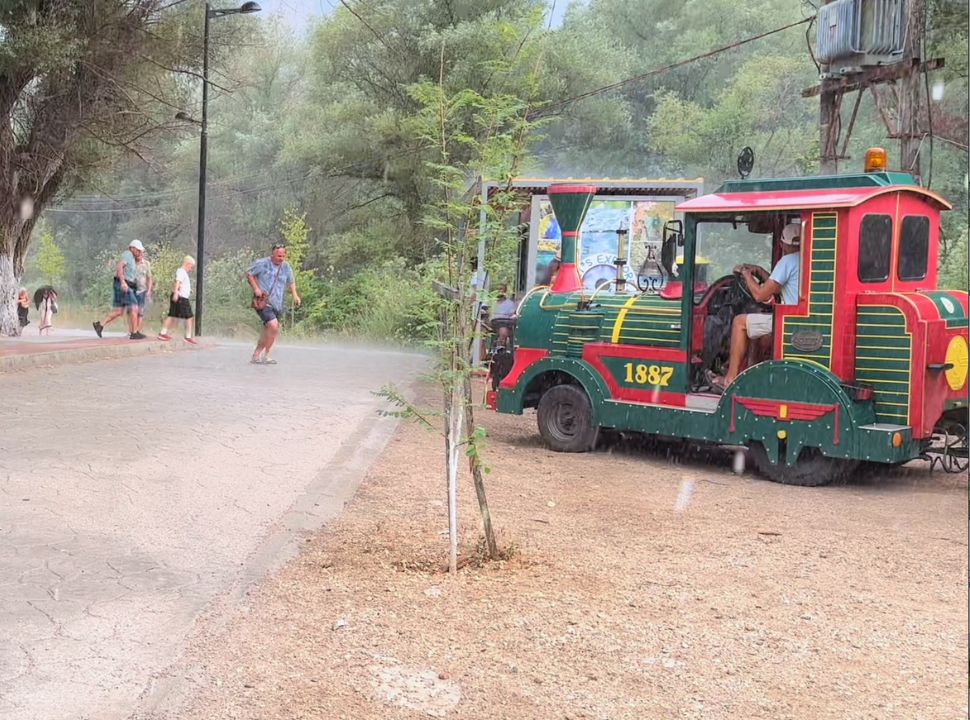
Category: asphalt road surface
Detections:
[{"x1": 0, "y1": 342, "x2": 426, "y2": 720}]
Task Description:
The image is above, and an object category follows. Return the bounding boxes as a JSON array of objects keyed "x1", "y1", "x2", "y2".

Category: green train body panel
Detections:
[
  {"x1": 780, "y1": 212, "x2": 836, "y2": 366},
  {"x1": 497, "y1": 356, "x2": 918, "y2": 466},
  {"x1": 519, "y1": 290, "x2": 686, "y2": 355},
  {"x1": 854, "y1": 305, "x2": 912, "y2": 426}
]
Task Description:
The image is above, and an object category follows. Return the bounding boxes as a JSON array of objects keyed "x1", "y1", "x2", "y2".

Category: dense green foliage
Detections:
[{"x1": 22, "y1": 0, "x2": 968, "y2": 338}]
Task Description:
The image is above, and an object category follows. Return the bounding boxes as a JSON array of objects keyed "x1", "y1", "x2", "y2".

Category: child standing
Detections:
[
  {"x1": 157, "y1": 256, "x2": 197, "y2": 344},
  {"x1": 16, "y1": 288, "x2": 29, "y2": 335}
]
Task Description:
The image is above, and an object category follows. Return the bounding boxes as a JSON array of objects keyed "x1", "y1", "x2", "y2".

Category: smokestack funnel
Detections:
[{"x1": 547, "y1": 184, "x2": 597, "y2": 293}]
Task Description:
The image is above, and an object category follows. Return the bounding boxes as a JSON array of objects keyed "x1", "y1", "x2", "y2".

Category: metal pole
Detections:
[
  {"x1": 196, "y1": 3, "x2": 211, "y2": 336},
  {"x1": 818, "y1": 1, "x2": 839, "y2": 175},
  {"x1": 898, "y1": 0, "x2": 925, "y2": 182}
]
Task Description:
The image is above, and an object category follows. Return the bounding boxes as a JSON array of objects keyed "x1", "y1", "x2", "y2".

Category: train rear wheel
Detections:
[
  {"x1": 748, "y1": 443, "x2": 857, "y2": 487},
  {"x1": 537, "y1": 384, "x2": 597, "y2": 452}
]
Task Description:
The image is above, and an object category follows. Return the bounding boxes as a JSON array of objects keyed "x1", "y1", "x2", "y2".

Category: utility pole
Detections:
[
  {"x1": 819, "y1": 79, "x2": 840, "y2": 174},
  {"x1": 898, "y1": 0, "x2": 926, "y2": 181},
  {"x1": 817, "y1": 0, "x2": 840, "y2": 174},
  {"x1": 806, "y1": 0, "x2": 941, "y2": 181}
]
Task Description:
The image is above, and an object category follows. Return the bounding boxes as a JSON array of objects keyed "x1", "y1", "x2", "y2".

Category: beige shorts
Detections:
[{"x1": 746, "y1": 313, "x2": 773, "y2": 339}]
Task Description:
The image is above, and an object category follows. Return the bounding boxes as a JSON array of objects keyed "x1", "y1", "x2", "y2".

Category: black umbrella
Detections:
[{"x1": 33, "y1": 285, "x2": 57, "y2": 310}]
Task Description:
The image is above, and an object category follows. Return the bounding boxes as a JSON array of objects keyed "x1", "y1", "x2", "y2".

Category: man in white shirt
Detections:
[{"x1": 713, "y1": 222, "x2": 801, "y2": 390}]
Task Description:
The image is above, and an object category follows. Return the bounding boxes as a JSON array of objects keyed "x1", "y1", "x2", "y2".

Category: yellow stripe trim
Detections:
[{"x1": 611, "y1": 293, "x2": 642, "y2": 343}]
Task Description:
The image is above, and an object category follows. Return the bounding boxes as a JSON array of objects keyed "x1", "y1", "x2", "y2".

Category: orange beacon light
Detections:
[{"x1": 864, "y1": 147, "x2": 888, "y2": 173}]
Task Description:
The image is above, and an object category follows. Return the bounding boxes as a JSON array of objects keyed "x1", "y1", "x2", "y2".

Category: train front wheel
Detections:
[
  {"x1": 537, "y1": 384, "x2": 597, "y2": 452},
  {"x1": 748, "y1": 443, "x2": 857, "y2": 486}
]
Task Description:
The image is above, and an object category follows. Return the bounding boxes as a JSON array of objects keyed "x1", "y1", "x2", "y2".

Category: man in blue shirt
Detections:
[
  {"x1": 246, "y1": 243, "x2": 300, "y2": 364},
  {"x1": 712, "y1": 222, "x2": 801, "y2": 391},
  {"x1": 93, "y1": 239, "x2": 146, "y2": 340}
]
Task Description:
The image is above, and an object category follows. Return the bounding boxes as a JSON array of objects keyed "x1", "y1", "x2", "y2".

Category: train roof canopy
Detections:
[
  {"x1": 484, "y1": 177, "x2": 704, "y2": 198},
  {"x1": 678, "y1": 173, "x2": 952, "y2": 214}
]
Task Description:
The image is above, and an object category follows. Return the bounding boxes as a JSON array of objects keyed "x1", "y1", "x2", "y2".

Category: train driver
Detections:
[{"x1": 709, "y1": 221, "x2": 801, "y2": 392}]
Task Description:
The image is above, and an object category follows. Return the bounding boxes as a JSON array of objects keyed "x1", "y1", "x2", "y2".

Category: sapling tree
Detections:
[{"x1": 380, "y1": 36, "x2": 544, "y2": 572}]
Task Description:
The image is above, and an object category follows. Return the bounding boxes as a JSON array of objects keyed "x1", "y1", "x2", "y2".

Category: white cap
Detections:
[
  {"x1": 780, "y1": 222, "x2": 801, "y2": 246},
  {"x1": 129, "y1": 239, "x2": 145, "y2": 251}
]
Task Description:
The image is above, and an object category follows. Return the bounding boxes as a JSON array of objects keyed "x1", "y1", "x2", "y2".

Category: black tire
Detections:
[
  {"x1": 748, "y1": 443, "x2": 857, "y2": 487},
  {"x1": 536, "y1": 384, "x2": 597, "y2": 452}
]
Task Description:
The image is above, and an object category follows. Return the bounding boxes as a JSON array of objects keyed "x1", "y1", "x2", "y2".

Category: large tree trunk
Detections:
[{"x1": 0, "y1": 252, "x2": 19, "y2": 335}]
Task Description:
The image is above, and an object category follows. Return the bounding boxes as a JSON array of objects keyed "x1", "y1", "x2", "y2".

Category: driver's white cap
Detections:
[{"x1": 781, "y1": 222, "x2": 801, "y2": 245}]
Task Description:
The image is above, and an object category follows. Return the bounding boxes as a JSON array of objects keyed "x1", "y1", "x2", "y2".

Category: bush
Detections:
[
  {"x1": 201, "y1": 250, "x2": 264, "y2": 337},
  {"x1": 300, "y1": 258, "x2": 439, "y2": 342},
  {"x1": 939, "y1": 224, "x2": 968, "y2": 291}
]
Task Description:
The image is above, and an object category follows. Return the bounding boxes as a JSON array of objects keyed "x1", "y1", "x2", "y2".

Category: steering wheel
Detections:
[{"x1": 733, "y1": 271, "x2": 754, "y2": 301}]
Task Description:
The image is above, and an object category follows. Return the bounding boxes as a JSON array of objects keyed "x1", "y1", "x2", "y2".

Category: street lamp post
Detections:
[{"x1": 193, "y1": 1, "x2": 261, "y2": 337}]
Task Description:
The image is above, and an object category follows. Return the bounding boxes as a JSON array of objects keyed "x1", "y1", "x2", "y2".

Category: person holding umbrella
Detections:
[{"x1": 34, "y1": 286, "x2": 57, "y2": 335}]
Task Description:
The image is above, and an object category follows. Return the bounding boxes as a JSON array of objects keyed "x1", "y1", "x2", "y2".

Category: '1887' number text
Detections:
[{"x1": 622, "y1": 363, "x2": 674, "y2": 387}]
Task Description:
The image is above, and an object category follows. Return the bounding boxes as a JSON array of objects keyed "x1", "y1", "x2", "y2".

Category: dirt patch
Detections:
[{"x1": 145, "y1": 382, "x2": 968, "y2": 720}]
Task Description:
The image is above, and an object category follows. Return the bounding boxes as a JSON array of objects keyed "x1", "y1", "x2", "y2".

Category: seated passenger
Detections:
[
  {"x1": 491, "y1": 285, "x2": 517, "y2": 349},
  {"x1": 709, "y1": 222, "x2": 801, "y2": 392},
  {"x1": 492, "y1": 285, "x2": 517, "y2": 320}
]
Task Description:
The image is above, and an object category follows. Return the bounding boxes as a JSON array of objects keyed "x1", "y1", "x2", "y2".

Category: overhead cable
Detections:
[{"x1": 528, "y1": 16, "x2": 815, "y2": 119}]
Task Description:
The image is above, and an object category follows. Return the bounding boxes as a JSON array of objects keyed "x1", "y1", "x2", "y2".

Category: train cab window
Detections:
[
  {"x1": 858, "y1": 214, "x2": 893, "y2": 282},
  {"x1": 693, "y1": 219, "x2": 772, "y2": 303},
  {"x1": 898, "y1": 216, "x2": 930, "y2": 281}
]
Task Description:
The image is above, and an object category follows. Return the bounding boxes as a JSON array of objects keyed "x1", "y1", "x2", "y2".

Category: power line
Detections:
[
  {"x1": 529, "y1": 16, "x2": 815, "y2": 119},
  {"x1": 48, "y1": 170, "x2": 316, "y2": 213},
  {"x1": 64, "y1": 168, "x2": 295, "y2": 203}
]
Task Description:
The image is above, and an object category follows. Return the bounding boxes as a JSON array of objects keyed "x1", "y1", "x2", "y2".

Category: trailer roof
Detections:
[{"x1": 484, "y1": 177, "x2": 704, "y2": 198}]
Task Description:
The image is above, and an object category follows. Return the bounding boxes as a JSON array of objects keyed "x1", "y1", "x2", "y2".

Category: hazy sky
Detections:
[{"x1": 244, "y1": 0, "x2": 573, "y2": 32}]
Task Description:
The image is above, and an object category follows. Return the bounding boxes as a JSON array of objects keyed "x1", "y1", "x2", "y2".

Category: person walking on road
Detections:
[
  {"x1": 93, "y1": 240, "x2": 146, "y2": 340},
  {"x1": 245, "y1": 243, "x2": 300, "y2": 365},
  {"x1": 157, "y1": 256, "x2": 197, "y2": 344},
  {"x1": 133, "y1": 251, "x2": 154, "y2": 336}
]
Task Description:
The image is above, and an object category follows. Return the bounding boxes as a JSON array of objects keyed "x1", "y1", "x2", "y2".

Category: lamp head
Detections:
[{"x1": 239, "y1": 1, "x2": 261, "y2": 12}]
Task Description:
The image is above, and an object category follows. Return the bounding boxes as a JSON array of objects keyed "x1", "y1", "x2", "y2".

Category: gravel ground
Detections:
[{"x1": 141, "y1": 382, "x2": 968, "y2": 720}]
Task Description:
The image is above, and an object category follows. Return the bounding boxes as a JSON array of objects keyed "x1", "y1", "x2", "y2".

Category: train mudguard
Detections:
[
  {"x1": 496, "y1": 357, "x2": 610, "y2": 419},
  {"x1": 716, "y1": 359, "x2": 881, "y2": 465}
]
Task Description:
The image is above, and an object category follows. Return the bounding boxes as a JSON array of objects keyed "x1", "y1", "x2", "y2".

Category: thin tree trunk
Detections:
[
  {"x1": 446, "y1": 382, "x2": 463, "y2": 574},
  {"x1": 463, "y1": 372, "x2": 498, "y2": 559}
]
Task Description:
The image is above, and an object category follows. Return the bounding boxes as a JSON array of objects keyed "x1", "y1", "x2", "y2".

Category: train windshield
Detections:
[{"x1": 694, "y1": 216, "x2": 775, "y2": 280}]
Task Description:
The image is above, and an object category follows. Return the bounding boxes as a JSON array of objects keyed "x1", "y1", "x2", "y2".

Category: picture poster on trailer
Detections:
[{"x1": 532, "y1": 196, "x2": 676, "y2": 292}]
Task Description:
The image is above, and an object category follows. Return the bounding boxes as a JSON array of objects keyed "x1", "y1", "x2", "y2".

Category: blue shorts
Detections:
[
  {"x1": 256, "y1": 305, "x2": 282, "y2": 325},
  {"x1": 112, "y1": 278, "x2": 138, "y2": 308}
]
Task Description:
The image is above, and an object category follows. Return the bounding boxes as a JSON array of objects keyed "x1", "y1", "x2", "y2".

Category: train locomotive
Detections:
[{"x1": 488, "y1": 151, "x2": 969, "y2": 485}]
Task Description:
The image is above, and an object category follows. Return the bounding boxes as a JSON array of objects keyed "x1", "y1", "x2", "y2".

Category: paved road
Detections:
[{"x1": 0, "y1": 342, "x2": 426, "y2": 720}]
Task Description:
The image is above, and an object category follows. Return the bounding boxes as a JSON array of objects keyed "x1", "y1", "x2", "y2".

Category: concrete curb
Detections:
[{"x1": 0, "y1": 339, "x2": 202, "y2": 373}]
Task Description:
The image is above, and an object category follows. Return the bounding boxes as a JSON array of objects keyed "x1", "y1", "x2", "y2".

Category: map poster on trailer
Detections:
[{"x1": 530, "y1": 195, "x2": 676, "y2": 292}]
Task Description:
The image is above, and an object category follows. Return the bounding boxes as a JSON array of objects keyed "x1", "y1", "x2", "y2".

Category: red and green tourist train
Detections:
[{"x1": 488, "y1": 152, "x2": 969, "y2": 485}]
